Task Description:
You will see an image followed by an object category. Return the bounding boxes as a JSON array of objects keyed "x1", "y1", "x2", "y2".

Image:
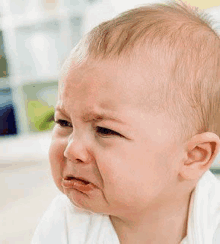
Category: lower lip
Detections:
[{"x1": 61, "y1": 178, "x2": 95, "y2": 193}]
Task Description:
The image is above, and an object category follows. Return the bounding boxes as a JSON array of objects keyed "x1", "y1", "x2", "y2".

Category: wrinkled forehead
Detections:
[
  {"x1": 58, "y1": 57, "x2": 128, "y2": 106},
  {"x1": 58, "y1": 48, "x2": 173, "y2": 113},
  {"x1": 58, "y1": 58, "x2": 111, "y2": 102}
]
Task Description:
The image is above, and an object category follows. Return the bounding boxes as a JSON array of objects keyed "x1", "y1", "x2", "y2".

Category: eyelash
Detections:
[
  {"x1": 54, "y1": 119, "x2": 72, "y2": 128},
  {"x1": 96, "y1": 126, "x2": 122, "y2": 137},
  {"x1": 54, "y1": 119, "x2": 122, "y2": 137}
]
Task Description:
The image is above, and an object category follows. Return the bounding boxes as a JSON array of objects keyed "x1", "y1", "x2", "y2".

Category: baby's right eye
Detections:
[{"x1": 55, "y1": 119, "x2": 72, "y2": 128}]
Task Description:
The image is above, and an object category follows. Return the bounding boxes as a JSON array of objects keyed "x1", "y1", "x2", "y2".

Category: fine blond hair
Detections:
[{"x1": 64, "y1": 1, "x2": 220, "y2": 141}]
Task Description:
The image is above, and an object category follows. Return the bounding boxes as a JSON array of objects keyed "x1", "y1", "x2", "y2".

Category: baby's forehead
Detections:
[
  {"x1": 59, "y1": 54, "x2": 171, "y2": 117},
  {"x1": 61, "y1": 54, "x2": 160, "y2": 86},
  {"x1": 62, "y1": 47, "x2": 170, "y2": 82}
]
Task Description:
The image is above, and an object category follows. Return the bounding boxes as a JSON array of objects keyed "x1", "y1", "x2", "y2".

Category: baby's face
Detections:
[{"x1": 50, "y1": 57, "x2": 184, "y2": 218}]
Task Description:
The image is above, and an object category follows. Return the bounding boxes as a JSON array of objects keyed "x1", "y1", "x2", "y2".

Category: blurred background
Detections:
[{"x1": 0, "y1": 0, "x2": 220, "y2": 243}]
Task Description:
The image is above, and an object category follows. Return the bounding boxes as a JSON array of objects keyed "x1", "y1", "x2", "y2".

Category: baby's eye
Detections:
[
  {"x1": 96, "y1": 126, "x2": 122, "y2": 137},
  {"x1": 55, "y1": 119, "x2": 72, "y2": 128}
]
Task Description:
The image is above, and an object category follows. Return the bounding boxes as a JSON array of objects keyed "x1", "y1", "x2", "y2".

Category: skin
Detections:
[{"x1": 49, "y1": 56, "x2": 220, "y2": 244}]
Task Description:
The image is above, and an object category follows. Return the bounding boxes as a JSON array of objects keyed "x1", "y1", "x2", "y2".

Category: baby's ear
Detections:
[{"x1": 180, "y1": 132, "x2": 220, "y2": 180}]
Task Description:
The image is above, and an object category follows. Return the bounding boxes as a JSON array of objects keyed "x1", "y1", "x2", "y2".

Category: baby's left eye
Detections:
[{"x1": 96, "y1": 126, "x2": 122, "y2": 137}]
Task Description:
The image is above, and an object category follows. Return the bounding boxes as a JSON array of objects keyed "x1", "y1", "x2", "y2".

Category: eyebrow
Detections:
[
  {"x1": 55, "y1": 106, "x2": 69, "y2": 117},
  {"x1": 55, "y1": 106, "x2": 125, "y2": 125},
  {"x1": 82, "y1": 111, "x2": 125, "y2": 124}
]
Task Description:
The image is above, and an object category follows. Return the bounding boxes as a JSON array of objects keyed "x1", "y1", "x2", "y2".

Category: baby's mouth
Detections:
[
  {"x1": 62, "y1": 175, "x2": 95, "y2": 193},
  {"x1": 65, "y1": 176, "x2": 90, "y2": 185}
]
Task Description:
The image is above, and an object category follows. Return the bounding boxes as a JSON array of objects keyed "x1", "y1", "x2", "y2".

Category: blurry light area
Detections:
[
  {"x1": 185, "y1": 0, "x2": 220, "y2": 9},
  {"x1": 28, "y1": 33, "x2": 59, "y2": 76},
  {"x1": 83, "y1": 0, "x2": 220, "y2": 34}
]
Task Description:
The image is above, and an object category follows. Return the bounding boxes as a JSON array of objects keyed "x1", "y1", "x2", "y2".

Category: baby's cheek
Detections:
[{"x1": 49, "y1": 139, "x2": 65, "y2": 192}]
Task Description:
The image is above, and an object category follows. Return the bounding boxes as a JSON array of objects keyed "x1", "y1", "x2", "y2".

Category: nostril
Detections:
[{"x1": 76, "y1": 159, "x2": 83, "y2": 163}]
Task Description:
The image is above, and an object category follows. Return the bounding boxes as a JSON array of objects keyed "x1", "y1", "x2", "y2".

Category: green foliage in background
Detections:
[{"x1": 28, "y1": 101, "x2": 54, "y2": 132}]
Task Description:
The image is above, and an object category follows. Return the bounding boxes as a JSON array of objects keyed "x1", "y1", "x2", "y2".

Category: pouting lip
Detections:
[{"x1": 63, "y1": 175, "x2": 90, "y2": 185}]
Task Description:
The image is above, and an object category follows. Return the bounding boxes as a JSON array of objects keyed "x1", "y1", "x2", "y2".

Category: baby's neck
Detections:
[{"x1": 110, "y1": 190, "x2": 193, "y2": 244}]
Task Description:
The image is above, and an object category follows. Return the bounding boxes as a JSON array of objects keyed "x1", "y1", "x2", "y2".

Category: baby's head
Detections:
[
  {"x1": 50, "y1": 2, "x2": 220, "y2": 219},
  {"x1": 65, "y1": 2, "x2": 220, "y2": 141}
]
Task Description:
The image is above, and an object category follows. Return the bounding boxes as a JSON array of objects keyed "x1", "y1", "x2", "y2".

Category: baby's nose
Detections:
[{"x1": 64, "y1": 133, "x2": 90, "y2": 164}]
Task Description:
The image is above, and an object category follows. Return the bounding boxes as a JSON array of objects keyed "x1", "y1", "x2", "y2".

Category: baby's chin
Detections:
[
  {"x1": 68, "y1": 196, "x2": 106, "y2": 214},
  {"x1": 60, "y1": 185, "x2": 108, "y2": 213},
  {"x1": 66, "y1": 194, "x2": 108, "y2": 215}
]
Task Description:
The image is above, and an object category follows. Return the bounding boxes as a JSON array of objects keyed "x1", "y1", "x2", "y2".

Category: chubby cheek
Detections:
[
  {"x1": 96, "y1": 154, "x2": 138, "y2": 206},
  {"x1": 49, "y1": 138, "x2": 66, "y2": 193},
  {"x1": 97, "y1": 145, "x2": 169, "y2": 208}
]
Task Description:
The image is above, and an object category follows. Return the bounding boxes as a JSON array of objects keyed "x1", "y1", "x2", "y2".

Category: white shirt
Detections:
[
  {"x1": 31, "y1": 194, "x2": 120, "y2": 244},
  {"x1": 32, "y1": 171, "x2": 220, "y2": 244}
]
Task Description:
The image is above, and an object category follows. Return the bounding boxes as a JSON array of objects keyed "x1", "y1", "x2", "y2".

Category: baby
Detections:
[{"x1": 32, "y1": 2, "x2": 220, "y2": 244}]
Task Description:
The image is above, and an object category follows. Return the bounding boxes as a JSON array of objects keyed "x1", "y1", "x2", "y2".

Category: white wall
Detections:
[
  {"x1": 205, "y1": 6, "x2": 220, "y2": 34},
  {"x1": 83, "y1": 1, "x2": 220, "y2": 34},
  {"x1": 83, "y1": 0, "x2": 167, "y2": 34}
]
